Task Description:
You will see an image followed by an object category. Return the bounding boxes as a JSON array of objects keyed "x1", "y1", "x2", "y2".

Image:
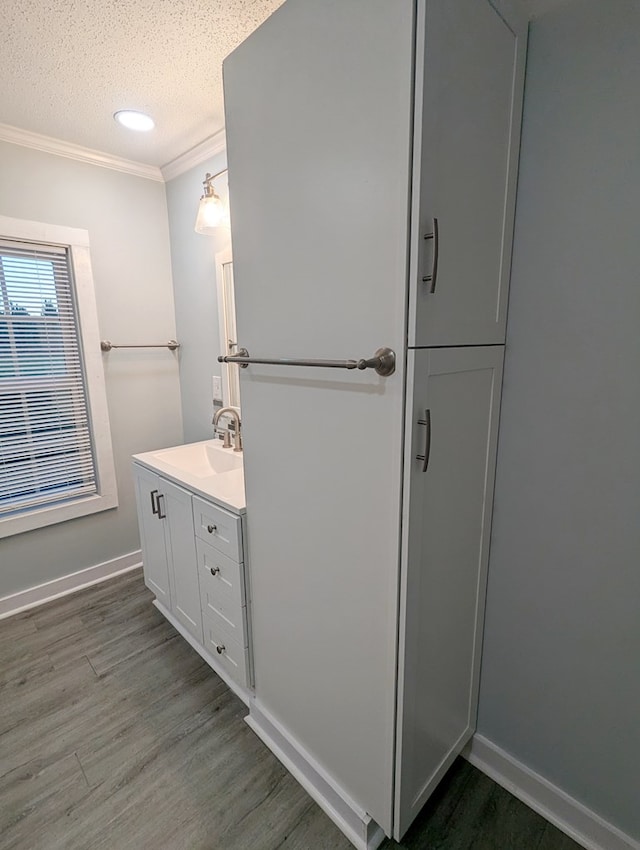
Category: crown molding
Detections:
[
  {"x1": 0, "y1": 122, "x2": 164, "y2": 181},
  {"x1": 0, "y1": 121, "x2": 227, "y2": 184},
  {"x1": 160, "y1": 128, "x2": 227, "y2": 182}
]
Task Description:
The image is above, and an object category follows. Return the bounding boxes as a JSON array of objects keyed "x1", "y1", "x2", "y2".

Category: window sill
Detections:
[{"x1": 0, "y1": 491, "x2": 118, "y2": 539}]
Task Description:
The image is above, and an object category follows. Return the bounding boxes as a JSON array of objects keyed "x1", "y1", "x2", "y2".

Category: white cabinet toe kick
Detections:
[{"x1": 246, "y1": 700, "x2": 386, "y2": 850}]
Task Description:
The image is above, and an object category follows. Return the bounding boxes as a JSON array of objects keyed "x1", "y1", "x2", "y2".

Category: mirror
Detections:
[{"x1": 215, "y1": 248, "x2": 241, "y2": 410}]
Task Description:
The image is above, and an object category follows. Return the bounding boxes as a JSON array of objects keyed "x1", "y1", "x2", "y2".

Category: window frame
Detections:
[{"x1": 0, "y1": 215, "x2": 118, "y2": 538}]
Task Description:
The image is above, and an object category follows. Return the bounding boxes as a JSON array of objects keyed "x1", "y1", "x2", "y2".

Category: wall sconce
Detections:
[{"x1": 194, "y1": 169, "x2": 230, "y2": 234}]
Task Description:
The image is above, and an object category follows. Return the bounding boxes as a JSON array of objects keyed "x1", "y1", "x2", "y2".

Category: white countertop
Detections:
[{"x1": 132, "y1": 439, "x2": 246, "y2": 515}]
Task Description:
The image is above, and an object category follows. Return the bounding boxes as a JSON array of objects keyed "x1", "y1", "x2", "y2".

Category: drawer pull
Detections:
[
  {"x1": 210, "y1": 566, "x2": 220, "y2": 576},
  {"x1": 416, "y1": 409, "x2": 432, "y2": 474},
  {"x1": 207, "y1": 524, "x2": 217, "y2": 534},
  {"x1": 215, "y1": 644, "x2": 225, "y2": 655},
  {"x1": 422, "y1": 217, "x2": 439, "y2": 293}
]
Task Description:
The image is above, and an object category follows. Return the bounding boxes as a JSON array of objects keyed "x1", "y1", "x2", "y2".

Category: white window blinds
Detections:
[{"x1": 0, "y1": 239, "x2": 98, "y2": 516}]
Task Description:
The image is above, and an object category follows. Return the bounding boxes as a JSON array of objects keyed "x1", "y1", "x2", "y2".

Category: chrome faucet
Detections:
[{"x1": 212, "y1": 407, "x2": 242, "y2": 452}]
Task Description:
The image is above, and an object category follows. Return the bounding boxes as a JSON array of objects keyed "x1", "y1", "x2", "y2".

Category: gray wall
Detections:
[
  {"x1": 165, "y1": 153, "x2": 231, "y2": 443},
  {"x1": 478, "y1": 0, "x2": 640, "y2": 841},
  {"x1": 0, "y1": 141, "x2": 183, "y2": 598}
]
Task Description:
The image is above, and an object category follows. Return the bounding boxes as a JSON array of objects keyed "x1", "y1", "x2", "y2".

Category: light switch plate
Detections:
[{"x1": 212, "y1": 375, "x2": 223, "y2": 401}]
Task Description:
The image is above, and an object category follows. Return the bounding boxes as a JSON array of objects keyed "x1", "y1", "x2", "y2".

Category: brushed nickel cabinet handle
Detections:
[
  {"x1": 207, "y1": 524, "x2": 217, "y2": 534},
  {"x1": 215, "y1": 644, "x2": 225, "y2": 655},
  {"x1": 422, "y1": 217, "x2": 439, "y2": 293},
  {"x1": 415, "y1": 409, "x2": 432, "y2": 473},
  {"x1": 210, "y1": 566, "x2": 220, "y2": 576}
]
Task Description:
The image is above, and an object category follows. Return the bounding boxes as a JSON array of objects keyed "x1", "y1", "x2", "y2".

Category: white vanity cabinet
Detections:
[
  {"x1": 193, "y1": 496, "x2": 252, "y2": 688},
  {"x1": 132, "y1": 458, "x2": 251, "y2": 696},
  {"x1": 133, "y1": 464, "x2": 202, "y2": 643},
  {"x1": 132, "y1": 464, "x2": 172, "y2": 609}
]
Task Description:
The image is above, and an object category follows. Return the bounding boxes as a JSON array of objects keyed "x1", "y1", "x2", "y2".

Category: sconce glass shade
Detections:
[
  {"x1": 195, "y1": 170, "x2": 231, "y2": 234},
  {"x1": 195, "y1": 194, "x2": 228, "y2": 233}
]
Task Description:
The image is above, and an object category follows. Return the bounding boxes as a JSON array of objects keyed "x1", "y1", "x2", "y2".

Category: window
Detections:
[{"x1": 0, "y1": 216, "x2": 117, "y2": 538}]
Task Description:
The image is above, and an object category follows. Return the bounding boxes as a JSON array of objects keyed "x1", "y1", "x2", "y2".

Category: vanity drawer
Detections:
[
  {"x1": 203, "y1": 612, "x2": 248, "y2": 687},
  {"x1": 192, "y1": 496, "x2": 243, "y2": 562},
  {"x1": 202, "y1": 590, "x2": 247, "y2": 647},
  {"x1": 197, "y1": 539, "x2": 247, "y2": 640}
]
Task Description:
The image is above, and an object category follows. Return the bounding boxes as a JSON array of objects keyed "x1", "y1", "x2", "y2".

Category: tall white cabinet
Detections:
[{"x1": 222, "y1": 0, "x2": 527, "y2": 846}]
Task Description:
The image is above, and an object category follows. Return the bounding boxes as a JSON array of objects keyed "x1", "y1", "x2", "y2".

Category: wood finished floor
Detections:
[{"x1": 0, "y1": 571, "x2": 581, "y2": 850}]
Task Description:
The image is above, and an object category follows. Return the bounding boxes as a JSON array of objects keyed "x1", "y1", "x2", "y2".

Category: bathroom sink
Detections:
[{"x1": 151, "y1": 440, "x2": 242, "y2": 478}]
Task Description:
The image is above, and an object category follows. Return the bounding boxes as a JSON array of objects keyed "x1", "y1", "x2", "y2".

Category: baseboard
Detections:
[
  {"x1": 246, "y1": 699, "x2": 385, "y2": 850},
  {"x1": 463, "y1": 735, "x2": 640, "y2": 850},
  {"x1": 0, "y1": 551, "x2": 142, "y2": 619}
]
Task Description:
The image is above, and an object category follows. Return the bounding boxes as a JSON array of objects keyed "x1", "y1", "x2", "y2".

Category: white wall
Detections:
[
  {"x1": 478, "y1": 0, "x2": 640, "y2": 842},
  {"x1": 0, "y1": 141, "x2": 183, "y2": 598},
  {"x1": 165, "y1": 153, "x2": 231, "y2": 443}
]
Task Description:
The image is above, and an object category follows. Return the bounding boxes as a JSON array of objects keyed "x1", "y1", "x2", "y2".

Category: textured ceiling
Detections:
[{"x1": 1, "y1": 0, "x2": 285, "y2": 167}]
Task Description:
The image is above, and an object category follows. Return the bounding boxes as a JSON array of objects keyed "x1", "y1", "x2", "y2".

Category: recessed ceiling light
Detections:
[{"x1": 114, "y1": 110, "x2": 155, "y2": 132}]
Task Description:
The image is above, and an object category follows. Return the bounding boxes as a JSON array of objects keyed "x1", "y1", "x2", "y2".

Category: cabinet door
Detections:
[
  {"x1": 408, "y1": 0, "x2": 527, "y2": 346},
  {"x1": 132, "y1": 464, "x2": 171, "y2": 608},
  {"x1": 394, "y1": 346, "x2": 504, "y2": 838},
  {"x1": 161, "y1": 478, "x2": 202, "y2": 644}
]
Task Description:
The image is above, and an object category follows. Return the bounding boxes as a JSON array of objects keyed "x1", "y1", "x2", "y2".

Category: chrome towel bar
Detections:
[
  {"x1": 218, "y1": 347, "x2": 395, "y2": 377},
  {"x1": 100, "y1": 340, "x2": 180, "y2": 352}
]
